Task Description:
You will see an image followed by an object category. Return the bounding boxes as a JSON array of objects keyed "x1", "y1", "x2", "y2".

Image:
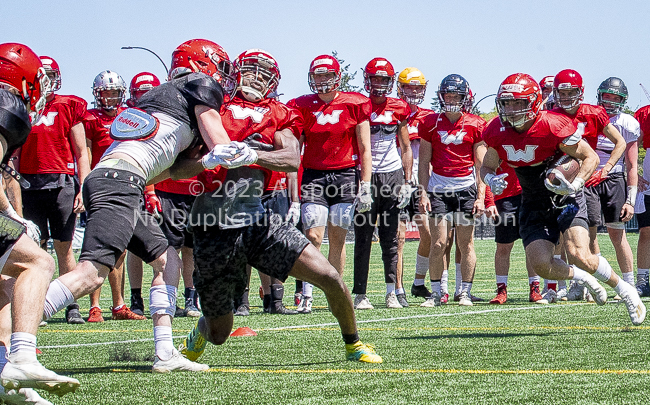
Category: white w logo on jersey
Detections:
[
  {"x1": 371, "y1": 111, "x2": 394, "y2": 124},
  {"x1": 438, "y1": 130, "x2": 466, "y2": 145},
  {"x1": 313, "y1": 110, "x2": 343, "y2": 125},
  {"x1": 228, "y1": 105, "x2": 268, "y2": 124},
  {"x1": 503, "y1": 145, "x2": 538, "y2": 162},
  {"x1": 407, "y1": 123, "x2": 418, "y2": 134},
  {"x1": 35, "y1": 112, "x2": 58, "y2": 127}
]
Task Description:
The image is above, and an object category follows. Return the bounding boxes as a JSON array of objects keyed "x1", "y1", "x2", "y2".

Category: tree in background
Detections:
[{"x1": 332, "y1": 51, "x2": 360, "y2": 92}]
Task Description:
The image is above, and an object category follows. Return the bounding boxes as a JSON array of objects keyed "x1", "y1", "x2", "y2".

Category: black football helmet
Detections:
[
  {"x1": 597, "y1": 77, "x2": 628, "y2": 115},
  {"x1": 437, "y1": 74, "x2": 470, "y2": 113}
]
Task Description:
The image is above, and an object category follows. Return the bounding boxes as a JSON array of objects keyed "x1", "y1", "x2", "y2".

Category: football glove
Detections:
[
  {"x1": 484, "y1": 173, "x2": 508, "y2": 195},
  {"x1": 355, "y1": 181, "x2": 373, "y2": 213}
]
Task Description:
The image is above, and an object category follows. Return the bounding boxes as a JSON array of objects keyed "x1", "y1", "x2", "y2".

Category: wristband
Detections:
[{"x1": 626, "y1": 185, "x2": 637, "y2": 206}]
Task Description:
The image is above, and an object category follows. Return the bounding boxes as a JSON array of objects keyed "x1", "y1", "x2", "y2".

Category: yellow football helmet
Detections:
[{"x1": 397, "y1": 67, "x2": 427, "y2": 105}]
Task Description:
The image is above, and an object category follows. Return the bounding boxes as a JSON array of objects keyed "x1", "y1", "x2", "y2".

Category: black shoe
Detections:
[
  {"x1": 65, "y1": 303, "x2": 85, "y2": 324},
  {"x1": 234, "y1": 304, "x2": 250, "y2": 316},
  {"x1": 130, "y1": 295, "x2": 145, "y2": 317},
  {"x1": 396, "y1": 293, "x2": 409, "y2": 307},
  {"x1": 411, "y1": 284, "x2": 432, "y2": 299},
  {"x1": 174, "y1": 306, "x2": 186, "y2": 318},
  {"x1": 263, "y1": 294, "x2": 271, "y2": 313},
  {"x1": 269, "y1": 302, "x2": 298, "y2": 315},
  {"x1": 269, "y1": 284, "x2": 297, "y2": 314},
  {"x1": 184, "y1": 289, "x2": 201, "y2": 317}
]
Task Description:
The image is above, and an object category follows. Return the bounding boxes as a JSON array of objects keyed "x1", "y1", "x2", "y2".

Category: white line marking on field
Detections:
[{"x1": 38, "y1": 303, "x2": 590, "y2": 350}]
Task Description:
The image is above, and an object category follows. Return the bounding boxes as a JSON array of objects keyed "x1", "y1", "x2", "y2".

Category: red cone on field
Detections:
[{"x1": 230, "y1": 327, "x2": 257, "y2": 337}]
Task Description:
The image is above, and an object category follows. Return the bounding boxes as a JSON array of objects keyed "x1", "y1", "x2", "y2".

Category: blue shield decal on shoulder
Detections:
[{"x1": 110, "y1": 108, "x2": 159, "y2": 141}]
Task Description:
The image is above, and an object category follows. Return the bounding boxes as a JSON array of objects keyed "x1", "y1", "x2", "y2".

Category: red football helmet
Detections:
[
  {"x1": 496, "y1": 73, "x2": 542, "y2": 129},
  {"x1": 40, "y1": 55, "x2": 61, "y2": 95},
  {"x1": 235, "y1": 49, "x2": 280, "y2": 102},
  {"x1": 553, "y1": 69, "x2": 583, "y2": 111},
  {"x1": 169, "y1": 39, "x2": 236, "y2": 96},
  {"x1": 363, "y1": 57, "x2": 395, "y2": 96},
  {"x1": 128, "y1": 72, "x2": 160, "y2": 105},
  {"x1": 0, "y1": 43, "x2": 49, "y2": 123},
  {"x1": 308, "y1": 55, "x2": 341, "y2": 94}
]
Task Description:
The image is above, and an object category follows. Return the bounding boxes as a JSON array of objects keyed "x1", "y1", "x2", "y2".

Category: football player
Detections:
[
  {"x1": 551, "y1": 69, "x2": 628, "y2": 301},
  {"x1": 539, "y1": 75, "x2": 554, "y2": 109},
  {"x1": 351, "y1": 58, "x2": 412, "y2": 310},
  {"x1": 481, "y1": 73, "x2": 645, "y2": 325},
  {"x1": 395, "y1": 67, "x2": 435, "y2": 304},
  {"x1": 634, "y1": 103, "x2": 650, "y2": 297},
  {"x1": 418, "y1": 74, "x2": 487, "y2": 307},
  {"x1": 0, "y1": 42, "x2": 80, "y2": 400},
  {"x1": 41, "y1": 39, "x2": 237, "y2": 372},
  {"x1": 177, "y1": 49, "x2": 382, "y2": 363},
  {"x1": 14, "y1": 55, "x2": 90, "y2": 325},
  {"x1": 82, "y1": 70, "x2": 146, "y2": 322},
  {"x1": 287, "y1": 55, "x2": 372, "y2": 313}
]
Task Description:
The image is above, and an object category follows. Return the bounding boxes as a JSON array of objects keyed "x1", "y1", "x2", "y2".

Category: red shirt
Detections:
[
  {"x1": 287, "y1": 92, "x2": 371, "y2": 171},
  {"x1": 418, "y1": 112, "x2": 486, "y2": 177},
  {"x1": 155, "y1": 178, "x2": 198, "y2": 195},
  {"x1": 635, "y1": 105, "x2": 650, "y2": 149},
  {"x1": 83, "y1": 107, "x2": 125, "y2": 169},
  {"x1": 552, "y1": 104, "x2": 609, "y2": 149},
  {"x1": 406, "y1": 106, "x2": 435, "y2": 141},
  {"x1": 19, "y1": 95, "x2": 87, "y2": 175}
]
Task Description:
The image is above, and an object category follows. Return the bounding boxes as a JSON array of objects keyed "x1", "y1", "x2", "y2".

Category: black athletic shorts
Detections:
[
  {"x1": 262, "y1": 188, "x2": 289, "y2": 216},
  {"x1": 494, "y1": 194, "x2": 522, "y2": 244},
  {"x1": 22, "y1": 183, "x2": 78, "y2": 242},
  {"x1": 300, "y1": 167, "x2": 358, "y2": 208},
  {"x1": 637, "y1": 194, "x2": 650, "y2": 229},
  {"x1": 428, "y1": 184, "x2": 477, "y2": 220},
  {"x1": 156, "y1": 190, "x2": 195, "y2": 249},
  {"x1": 584, "y1": 172, "x2": 626, "y2": 226},
  {"x1": 79, "y1": 167, "x2": 168, "y2": 269},
  {"x1": 0, "y1": 214, "x2": 26, "y2": 261},
  {"x1": 399, "y1": 187, "x2": 420, "y2": 222},
  {"x1": 519, "y1": 191, "x2": 589, "y2": 248},
  {"x1": 192, "y1": 216, "x2": 310, "y2": 317}
]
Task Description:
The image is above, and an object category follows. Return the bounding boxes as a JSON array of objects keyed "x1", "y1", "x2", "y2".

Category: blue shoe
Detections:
[{"x1": 179, "y1": 320, "x2": 207, "y2": 362}]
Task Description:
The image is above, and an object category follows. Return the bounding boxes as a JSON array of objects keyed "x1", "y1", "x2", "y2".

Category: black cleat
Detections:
[
  {"x1": 65, "y1": 303, "x2": 85, "y2": 325},
  {"x1": 130, "y1": 295, "x2": 145, "y2": 317},
  {"x1": 411, "y1": 284, "x2": 432, "y2": 299},
  {"x1": 396, "y1": 293, "x2": 409, "y2": 307}
]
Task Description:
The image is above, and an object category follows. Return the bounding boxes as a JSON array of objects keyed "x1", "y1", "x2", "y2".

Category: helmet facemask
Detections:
[
  {"x1": 364, "y1": 73, "x2": 394, "y2": 97},
  {"x1": 497, "y1": 97, "x2": 535, "y2": 130},
  {"x1": 397, "y1": 83, "x2": 426, "y2": 105},
  {"x1": 598, "y1": 91, "x2": 625, "y2": 115},
  {"x1": 438, "y1": 90, "x2": 467, "y2": 113},
  {"x1": 308, "y1": 71, "x2": 340, "y2": 94},
  {"x1": 237, "y1": 57, "x2": 279, "y2": 102},
  {"x1": 553, "y1": 86, "x2": 583, "y2": 111}
]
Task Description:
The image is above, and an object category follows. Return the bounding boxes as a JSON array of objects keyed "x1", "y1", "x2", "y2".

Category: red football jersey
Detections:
[
  {"x1": 370, "y1": 97, "x2": 410, "y2": 125},
  {"x1": 406, "y1": 106, "x2": 435, "y2": 141},
  {"x1": 266, "y1": 171, "x2": 287, "y2": 191},
  {"x1": 418, "y1": 112, "x2": 486, "y2": 177},
  {"x1": 84, "y1": 107, "x2": 125, "y2": 169},
  {"x1": 634, "y1": 105, "x2": 650, "y2": 149},
  {"x1": 483, "y1": 111, "x2": 577, "y2": 167},
  {"x1": 493, "y1": 162, "x2": 522, "y2": 200},
  {"x1": 197, "y1": 96, "x2": 301, "y2": 192},
  {"x1": 287, "y1": 92, "x2": 371, "y2": 171},
  {"x1": 19, "y1": 95, "x2": 87, "y2": 175},
  {"x1": 155, "y1": 177, "x2": 198, "y2": 195},
  {"x1": 552, "y1": 104, "x2": 609, "y2": 149}
]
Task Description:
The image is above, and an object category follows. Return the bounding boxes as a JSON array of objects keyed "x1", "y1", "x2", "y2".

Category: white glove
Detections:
[
  {"x1": 3, "y1": 205, "x2": 40, "y2": 242},
  {"x1": 286, "y1": 202, "x2": 301, "y2": 226},
  {"x1": 544, "y1": 172, "x2": 585, "y2": 196},
  {"x1": 355, "y1": 181, "x2": 373, "y2": 213},
  {"x1": 201, "y1": 141, "x2": 258, "y2": 170},
  {"x1": 225, "y1": 141, "x2": 259, "y2": 168},
  {"x1": 396, "y1": 183, "x2": 412, "y2": 209},
  {"x1": 484, "y1": 173, "x2": 509, "y2": 196}
]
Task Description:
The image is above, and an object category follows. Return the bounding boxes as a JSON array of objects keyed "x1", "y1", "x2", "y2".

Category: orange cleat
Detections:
[
  {"x1": 490, "y1": 283, "x2": 508, "y2": 304},
  {"x1": 529, "y1": 282, "x2": 543, "y2": 302},
  {"x1": 112, "y1": 305, "x2": 146, "y2": 320},
  {"x1": 87, "y1": 306, "x2": 104, "y2": 323}
]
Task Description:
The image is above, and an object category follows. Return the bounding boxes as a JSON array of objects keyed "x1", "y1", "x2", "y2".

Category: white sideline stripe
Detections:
[{"x1": 38, "y1": 304, "x2": 587, "y2": 350}]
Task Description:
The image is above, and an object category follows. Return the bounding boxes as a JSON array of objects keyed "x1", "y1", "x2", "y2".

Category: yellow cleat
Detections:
[
  {"x1": 179, "y1": 321, "x2": 207, "y2": 362},
  {"x1": 345, "y1": 341, "x2": 383, "y2": 363}
]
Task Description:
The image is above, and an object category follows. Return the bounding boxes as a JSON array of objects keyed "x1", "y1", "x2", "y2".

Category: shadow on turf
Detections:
[{"x1": 396, "y1": 331, "x2": 554, "y2": 340}]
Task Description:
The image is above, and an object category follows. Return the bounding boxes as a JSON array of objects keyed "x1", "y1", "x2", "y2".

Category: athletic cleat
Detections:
[
  {"x1": 1, "y1": 353, "x2": 80, "y2": 396},
  {"x1": 6, "y1": 388, "x2": 53, "y2": 405},
  {"x1": 296, "y1": 296, "x2": 312, "y2": 314},
  {"x1": 345, "y1": 341, "x2": 383, "y2": 363},
  {"x1": 396, "y1": 293, "x2": 409, "y2": 307},
  {"x1": 38, "y1": 321, "x2": 48, "y2": 327},
  {"x1": 86, "y1": 307, "x2": 104, "y2": 323},
  {"x1": 294, "y1": 292, "x2": 302, "y2": 306},
  {"x1": 420, "y1": 291, "x2": 441, "y2": 307},
  {"x1": 385, "y1": 292, "x2": 402, "y2": 309},
  {"x1": 410, "y1": 283, "x2": 432, "y2": 299},
  {"x1": 621, "y1": 289, "x2": 647, "y2": 326},
  {"x1": 489, "y1": 284, "x2": 508, "y2": 305},
  {"x1": 457, "y1": 291, "x2": 473, "y2": 306},
  {"x1": 556, "y1": 285, "x2": 568, "y2": 301},
  {"x1": 65, "y1": 303, "x2": 85, "y2": 325},
  {"x1": 529, "y1": 282, "x2": 543, "y2": 302},
  {"x1": 577, "y1": 274, "x2": 607, "y2": 305},
  {"x1": 636, "y1": 274, "x2": 650, "y2": 298},
  {"x1": 454, "y1": 292, "x2": 483, "y2": 302},
  {"x1": 184, "y1": 299, "x2": 201, "y2": 318},
  {"x1": 440, "y1": 293, "x2": 449, "y2": 304},
  {"x1": 153, "y1": 349, "x2": 209, "y2": 373},
  {"x1": 566, "y1": 281, "x2": 587, "y2": 301},
  {"x1": 354, "y1": 294, "x2": 374, "y2": 310},
  {"x1": 179, "y1": 321, "x2": 207, "y2": 362},
  {"x1": 130, "y1": 295, "x2": 145, "y2": 317},
  {"x1": 175, "y1": 306, "x2": 186, "y2": 318},
  {"x1": 233, "y1": 304, "x2": 249, "y2": 316},
  {"x1": 112, "y1": 306, "x2": 146, "y2": 320},
  {"x1": 537, "y1": 289, "x2": 557, "y2": 305}
]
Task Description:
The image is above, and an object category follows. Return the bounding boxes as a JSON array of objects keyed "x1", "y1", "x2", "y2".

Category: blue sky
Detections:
[{"x1": 5, "y1": 0, "x2": 650, "y2": 112}]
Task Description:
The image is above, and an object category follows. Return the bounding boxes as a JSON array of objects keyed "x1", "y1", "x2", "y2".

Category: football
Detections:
[{"x1": 546, "y1": 155, "x2": 581, "y2": 186}]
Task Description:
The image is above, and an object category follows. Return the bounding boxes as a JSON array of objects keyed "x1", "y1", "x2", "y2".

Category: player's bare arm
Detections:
[
  {"x1": 559, "y1": 139, "x2": 598, "y2": 181},
  {"x1": 397, "y1": 120, "x2": 413, "y2": 182},
  {"x1": 417, "y1": 138, "x2": 432, "y2": 213},
  {"x1": 195, "y1": 105, "x2": 230, "y2": 149},
  {"x1": 355, "y1": 120, "x2": 372, "y2": 182},
  {"x1": 255, "y1": 128, "x2": 300, "y2": 172},
  {"x1": 473, "y1": 141, "x2": 487, "y2": 215},
  {"x1": 69, "y1": 122, "x2": 90, "y2": 212},
  {"x1": 600, "y1": 123, "x2": 626, "y2": 177}
]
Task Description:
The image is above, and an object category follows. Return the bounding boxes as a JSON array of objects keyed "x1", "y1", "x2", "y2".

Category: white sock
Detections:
[
  {"x1": 613, "y1": 277, "x2": 633, "y2": 296},
  {"x1": 571, "y1": 266, "x2": 591, "y2": 282},
  {"x1": 413, "y1": 278, "x2": 424, "y2": 286},
  {"x1": 43, "y1": 279, "x2": 75, "y2": 320},
  {"x1": 395, "y1": 287, "x2": 405, "y2": 295},
  {"x1": 303, "y1": 282, "x2": 313, "y2": 297},
  {"x1": 153, "y1": 326, "x2": 174, "y2": 361},
  {"x1": 415, "y1": 254, "x2": 428, "y2": 277},
  {"x1": 10, "y1": 332, "x2": 36, "y2": 360},
  {"x1": 496, "y1": 275, "x2": 508, "y2": 285},
  {"x1": 529, "y1": 276, "x2": 540, "y2": 284},
  {"x1": 431, "y1": 281, "x2": 441, "y2": 294},
  {"x1": 441, "y1": 270, "x2": 449, "y2": 294},
  {"x1": 386, "y1": 283, "x2": 395, "y2": 295},
  {"x1": 113, "y1": 304, "x2": 125, "y2": 311},
  {"x1": 622, "y1": 272, "x2": 635, "y2": 285},
  {"x1": 594, "y1": 256, "x2": 613, "y2": 282},
  {"x1": 455, "y1": 263, "x2": 462, "y2": 294},
  {"x1": 461, "y1": 282, "x2": 472, "y2": 294}
]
